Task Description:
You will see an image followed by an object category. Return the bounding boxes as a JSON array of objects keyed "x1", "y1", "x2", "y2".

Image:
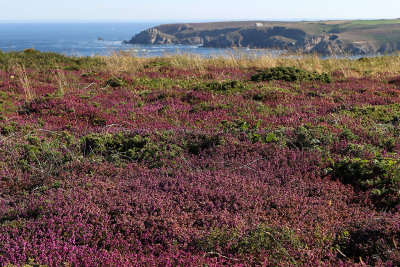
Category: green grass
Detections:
[
  {"x1": 0, "y1": 49, "x2": 104, "y2": 71},
  {"x1": 346, "y1": 19, "x2": 400, "y2": 26},
  {"x1": 0, "y1": 91, "x2": 17, "y2": 114},
  {"x1": 343, "y1": 104, "x2": 400, "y2": 125}
]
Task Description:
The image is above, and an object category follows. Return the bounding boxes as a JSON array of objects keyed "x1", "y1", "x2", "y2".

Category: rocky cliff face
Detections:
[
  {"x1": 125, "y1": 23, "x2": 399, "y2": 55},
  {"x1": 126, "y1": 28, "x2": 176, "y2": 44}
]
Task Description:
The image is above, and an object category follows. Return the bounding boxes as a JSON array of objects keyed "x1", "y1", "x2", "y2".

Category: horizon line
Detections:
[{"x1": 0, "y1": 17, "x2": 399, "y2": 24}]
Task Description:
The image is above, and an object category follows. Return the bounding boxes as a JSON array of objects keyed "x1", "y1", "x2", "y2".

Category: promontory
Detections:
[{"x1": 124, "y1": 19, "x2": 400, "y2": 55}]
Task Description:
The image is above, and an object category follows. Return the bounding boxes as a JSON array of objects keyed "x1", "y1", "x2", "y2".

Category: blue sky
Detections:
[{"x1": 2, "y1": 0, "x2": 400, "y2": 22}]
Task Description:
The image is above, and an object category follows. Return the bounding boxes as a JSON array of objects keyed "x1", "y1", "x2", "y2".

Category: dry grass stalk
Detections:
[
  {"x1": 95, "y1": 50, "x2": 400, "y2": 78},
  {"x1": 13, "y1": 63, "x2": 34, "y2": 102},
  {"x1": 101, "y1": 50, "x2": 148, "y2": 74},
  {"x1": 53, "y1": 70, "x2": 69, "y2": 96}
]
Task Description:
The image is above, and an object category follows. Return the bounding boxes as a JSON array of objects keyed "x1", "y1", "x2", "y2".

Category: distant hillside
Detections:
[{"x1": 125, "y1": 19, "x2": 400, "y2": 55}]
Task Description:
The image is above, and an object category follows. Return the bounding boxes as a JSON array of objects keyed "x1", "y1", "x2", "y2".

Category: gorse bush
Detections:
[
  {"x1": 330, "y1": 156, "x2": 400, "y2": 209},
  {"x1": 195, "y1": 225, "x2": 305, "y2": 265},
  {"x1": 81, "y1": 132, "x2": 182, "y2": 168},
  {"x1": 195, "y1": 80, "x2": 247, "y2": 93},
  {"x1": 251, "y1": 66, "x2": 334, "y2": 83}
]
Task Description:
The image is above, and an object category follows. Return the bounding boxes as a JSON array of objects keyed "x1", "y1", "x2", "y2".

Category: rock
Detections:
[
  {"x1": 124, "y1": 20, "x2": 400, "y2": 55},
  {"x1": 126, "y1": 28, "x2": 176, "y2": 44}
]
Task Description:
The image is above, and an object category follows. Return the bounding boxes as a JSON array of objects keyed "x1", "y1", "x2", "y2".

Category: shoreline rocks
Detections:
[{"x1": 124, "y1": 21, "x2": 400, "y2": 55}]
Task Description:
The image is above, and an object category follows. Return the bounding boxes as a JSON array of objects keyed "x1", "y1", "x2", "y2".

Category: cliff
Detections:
[{"x1": 124, "y1": 19, "x2": 400, "y2": 55}]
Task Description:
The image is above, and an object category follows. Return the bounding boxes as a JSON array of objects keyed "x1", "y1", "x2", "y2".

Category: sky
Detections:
[{"x1": 2, "y1": 0, "x2": 400, "y2": 22}]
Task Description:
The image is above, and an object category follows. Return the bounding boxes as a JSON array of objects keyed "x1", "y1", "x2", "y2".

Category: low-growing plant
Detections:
[
  {"x1": 81, "y1": 132, "x2": 182, "y2": 168},
  {"x1": 143, "y1": 60, "x2": 171, "y2": 69},
  {"x1": 186, "y1": 133, "x2": 225, "y2": 155},
  {"x1": 105, "y1": 76, "x2": 127, "y2": 87},
  {"x1": 249, "y1": 89, "x2": 282, "y2": 102},
  {"x1": 330, "y1": 156, "x2": 400, "y2": 209},
  {"x1": 1, "y1": 122, "x2": 19, "y2": 136},
  {"x1": 339, "y1": 128, "x2": 358, "y2": 141},
  {"x1": 334, "y1": 219, "x2": 400, "y2": 265},
  {"x1": 18, "y1": 135, "x2": 74, "y2": 175},
  {"x1": 195, "y1": 80, "x2": 247, "y2": 93},
  {"x1": 220, "y1": 119, "x2": 288, "y2": 145},
  {"x1": 0, "y1": 91, "x2": 17, "y2": 114},
  {"x1": 344, "y1": 104, "x2": 400, "y2": 124},
  {"x1": 0, "y1": 50, "x2": 104, "y2": 71},
  {"x1": 288, "y1": 124, "x2": 335, "y2": 151},
  {"x1": 388, "y1": 76, "x2": 400, "y2": 86},
  {"x1": 251, "y1": 66, "x2": 333, "y2": 83},
  {"x1": 195, "y1": 225, "x2": 305, "y2": 264},
  {"x1": 220, "y1": 119, "x2": 251, "y2": 133},
  {"x1": 1, "y1": 51, "x2": 400, "y2": 266},
  {"x1": 341, "y1": 143, "x2": 367, "y2": 157}
]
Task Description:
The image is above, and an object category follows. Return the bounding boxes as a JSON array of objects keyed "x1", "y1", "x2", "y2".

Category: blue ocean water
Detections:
[{"x1": 0, "y1": 22, "x2": 264, "y2": 57}]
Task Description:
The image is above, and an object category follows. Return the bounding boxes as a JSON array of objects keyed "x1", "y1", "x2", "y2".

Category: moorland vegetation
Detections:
[{"x1": 0, "y1": 49, "x2": 400, "y2": 265}]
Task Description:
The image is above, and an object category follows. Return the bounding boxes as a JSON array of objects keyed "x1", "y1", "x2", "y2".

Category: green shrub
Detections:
[
  {"x1": 81, "y1": 132, "x2": 182, "y2": 168},
  {"x1": 342, "y1": 143, "x2": 366, "y2": 157},
  {"x1": 0, "y1": 50, "x2": 104, "y2": 71},
  {"x1": 288, "y1": 124, "x2": 335, "y2": 150},
  {"x1": 196, "y1": 80, "x2": 246, "y2": 93},
  {"x1": 339, "y1": 128, "x2": 358, "y2": 141},
  {"x1": 330, "y1": 156, "x2": 400, "y2": 209},
  {"x1": 251, "y1": 66, "x2": 333, "y2": 83},
  {"x1": 220, "y1": 119, "x2": 251, "y2": 133},
  {"x1": 220, "y1": 120, "x2": 287, "y2": 145},
  {"x1": 334, "y1": 222, "x2": 400, "y2": 266},
  {"x1": 344, "y1": 104, "x2": 400, "y2": 124},
  {"x1": 250, "y1": 90, "x2": 280, "y2": 101},
  {"x1": 1, "y1": 122, "x2": 18, "y2": 136},
  {"x1": 291, "y1": 125, "x2": 321, "y2": 149},
  {"x1": 195, "y1": 225, "x2": 305, "y2": 264},
  {"x1": 186, "y1": 133, "x2": 225, "y2": 155},
  {"x1": 106, "y1": 77, "x2": 127, "y2": 87},
  {"x1": 18, "y1": 135, "x2": 74, "y2": 175}
]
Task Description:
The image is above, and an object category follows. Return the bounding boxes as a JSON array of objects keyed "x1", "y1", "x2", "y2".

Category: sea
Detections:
[{"x1": 0, "y1": 22, "x2": 272, "y2": 58}]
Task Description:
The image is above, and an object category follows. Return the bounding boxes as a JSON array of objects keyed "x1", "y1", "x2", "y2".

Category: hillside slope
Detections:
[{"x1": 125, "y1": 19, "x2": 400, "y2": 55}]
